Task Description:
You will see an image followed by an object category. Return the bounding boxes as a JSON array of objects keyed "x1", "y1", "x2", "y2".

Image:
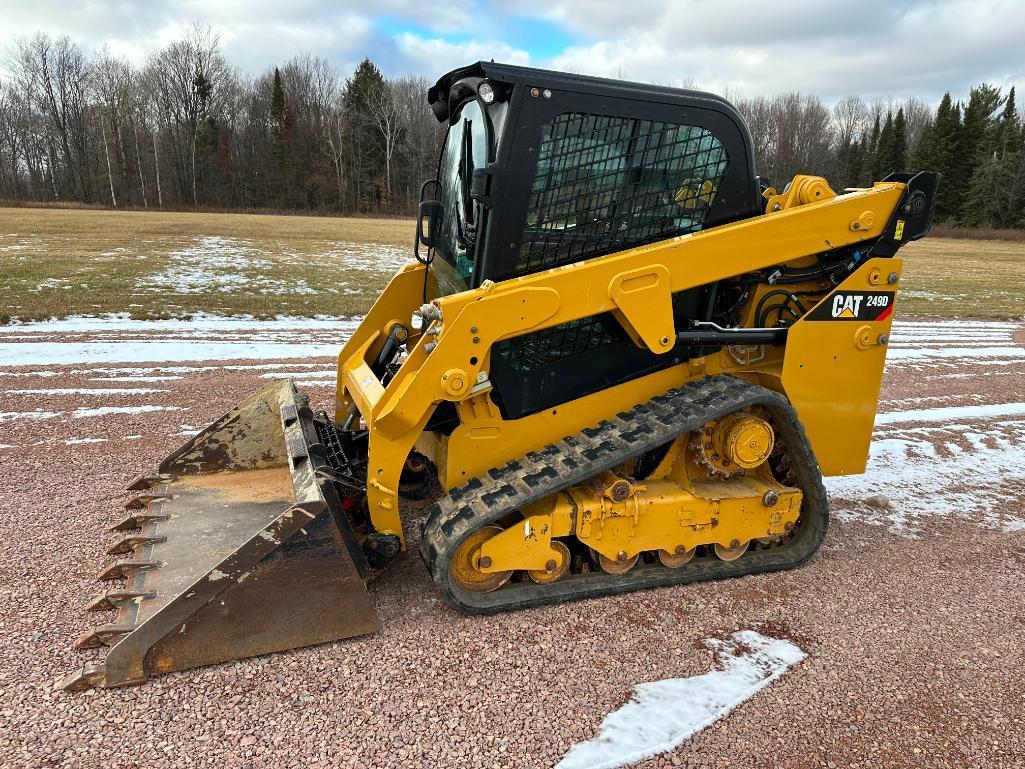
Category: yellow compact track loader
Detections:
[{"x1": 62, "y1": 63, "x2": 939, "y2": 690}]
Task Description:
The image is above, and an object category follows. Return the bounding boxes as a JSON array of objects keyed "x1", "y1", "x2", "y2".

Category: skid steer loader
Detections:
[{"x1": 61, "y1": 62, "x2": 938, "y2": 690}]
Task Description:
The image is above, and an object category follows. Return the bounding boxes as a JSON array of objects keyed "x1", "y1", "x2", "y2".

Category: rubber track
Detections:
[{"x1": 420, "y1": 374, "x2": 828, "y2": 614}]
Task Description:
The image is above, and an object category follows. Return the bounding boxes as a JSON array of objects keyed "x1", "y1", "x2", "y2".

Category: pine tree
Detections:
[
  {"x1": 892, "y1": 108, "x2": 907, "y2": 171},
  {"x1": 965, "y1": 86, "x2": 1023, "y2": 227},
  {"x1": 844, "y1": 137, "x2": 865, "y2": 189},
  {"x1": 270, "y1": 67, "x2": 290, "y2": 205},
  {"x1": 863, "y1": 114, "x2": 881, "y2": 184},
  {"x1": 956, "y1": 84, "x2": 1003, "y2": 222},
  {"x1": 343, "y1": 58, "x2": 388, "y2": 210},
  {"x1": 996, "y1": 86, "x2": 1020, "y2": 153},
  {"x1": 874, "y1": 111, "x2": 897, "y2": 177},
  {"x1": 912, "y1": 94, "x2": 961, "y2": 220}
]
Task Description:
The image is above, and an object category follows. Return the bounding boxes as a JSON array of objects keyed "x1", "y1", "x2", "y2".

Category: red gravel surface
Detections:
[{"x1": 0, "y1": 318, "x2": 1023, "y2": 769}]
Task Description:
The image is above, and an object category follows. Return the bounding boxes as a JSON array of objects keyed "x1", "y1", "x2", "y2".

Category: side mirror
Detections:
[{"x1": 417, "y1": 200, "x2": 443, "y2": 250}]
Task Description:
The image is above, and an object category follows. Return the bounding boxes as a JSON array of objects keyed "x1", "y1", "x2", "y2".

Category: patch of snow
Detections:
[
  {"x1": 887, "y1": 346, "x2": 1025, "y2": 363},
  {"x1": 0, "y1": 313, "x2": 360, "y2": 334},
  {"x1": 0, "y1": 341, "x2": 341, "y2": 366},
  {"x1": 827, "y1": 419, "x2": 1025, "y2": 534},
  {"x1": 139, "y1": 236, "x2": 273, "y2": 294},
  {"x1": 556, "y1": 631, "x2": 805, "y2": 769},
  {"x1": 72, "y1": 405, "x2": 185, "y2": 418},
  {"x1": 64, "y1": 437, "x2": 108, "y2": 445},
  {"x1": 132, "y1": 235, "x2": 406, "y2": 295},
  {"x1": 0, "y1": 411, "x2": 61, "y2": 422},
  {"x1": 876, "y1": 402, "x2": 1025, "y2": 425},
  {"x1": 4, "y1": 387, "x2": 167, "y2": 396},
  {"x1": 259, "y1": 370, "x2": 338, "y2": 379},
  {"x1": 90, "y1": 375, "x2": 183, "y2": 382},
  {"x1": 0, "y1": 371, "x2": 60, "y2": 378},
  {"x1": 0, "y1": 314, "x2": 362, "y2": 366},
  {"x1": 30, "y1": 277, "x2": 72, "y2": 292},
  {"x1": 76, "y1": 363, "x2": 318, "y2": 376},
  {"x1": 0, "y1": 444, "x2": 17, "y2": 449}
]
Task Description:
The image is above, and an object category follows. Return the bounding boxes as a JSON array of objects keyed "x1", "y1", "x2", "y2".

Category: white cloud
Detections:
[
  {"x1": 394, "y1": 32, "x2": 530, "y2": 76},
  {"x1": 529, "y1": 0, "x2": 1025, "y2": 102},
  {"x1": 0, "y1": 0, "x2": 1022, "y2": 102}
]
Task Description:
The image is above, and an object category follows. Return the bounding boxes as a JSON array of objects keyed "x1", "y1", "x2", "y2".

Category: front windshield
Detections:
[{"x1": 434, "y1": 99, "x2": 488, "y2": 292}]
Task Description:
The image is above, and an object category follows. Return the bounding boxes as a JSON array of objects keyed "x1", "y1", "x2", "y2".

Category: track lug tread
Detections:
[{"x1": 420, "y1": 375, "x2": 828, "y2": 614}]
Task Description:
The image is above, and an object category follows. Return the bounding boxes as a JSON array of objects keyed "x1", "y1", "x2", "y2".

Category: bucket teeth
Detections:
[
  {"x1": 127, "y1": 474, "x2": 167, "y2": 491},
  {"x1": 73, "y1": 623, "x2": 135, "y2": 649},
  {"x1": 97, "y1": 559, "x2": 160, "y2": 580},
  {"x1": 58, "y1": 663, "x2": 107, "y2": 692},
  {"x1": 123, "y1": 493, "x2": 170, "y2": 510},
  {"x1": 62, "y1": 381, "x2": 382, "y2": 692},
  {"x1": 106, "y1": 535, "x2": 166, "y2": 556},
  {"x1": 111, "y1": 512, "x2": 168, "y2": 532},
  {"x1": 86, "y1": 589, "x2": 156, "y2": 611}
]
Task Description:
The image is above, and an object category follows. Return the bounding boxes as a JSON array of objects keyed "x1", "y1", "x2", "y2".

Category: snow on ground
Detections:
[
  {"x1": 887, "y1": 345, "x2": 1025, "y2": 363},
  {"x1": 0, "y1": 341, "x2": 342, "y2": 366},
  {"x1": 874, "y1": 402, "x2": 1025, "y2": 425},
  {"x1": 886, "y1": 321, "x2": 1025, "y2": 367},
  {"x1": 0, "y1": 314, "x2": 361, "y2": 335},
  {"x1": 259, "y1": 369, "x2": 339, "y2": 379},
  {"x1": 139, "y1": 237, "x2": 274, "y2": 294},
  {"x1": 556, "y1": 631, "x2": 805, "y2": 769},
  {"x1": 90, "y1": 375, "x2": 183, "y2": 382},
  {"x1": 825, "y1": 416, "x2": 1025, "y2": 535},
  {"x1": 4, "y1": 387, "x2": 167, "y2": 396},
  {"x1": 825, "y1": 321, "x2": 1025, "y2": 535},
  {"x1": 0, "y1": 410, "x2": 61, "y2": 422},
  {"x1": 0, "y1": 315, "x2": 359, "y2": 367},
  {"x1": 71, "y1": 405, "x2": 184, "y2": 418},
  {"x1": 1, "y1": 314, "x2": 1021, "y2": 537},
  {"x1": 132, "y1": 236, "x2": 409, "y2": 296},
  {"x1": 0, "y1": 405, "x2": 184, "y2": 422}
]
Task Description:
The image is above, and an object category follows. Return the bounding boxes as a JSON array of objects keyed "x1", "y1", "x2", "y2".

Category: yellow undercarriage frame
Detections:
[
  {"x1": 458, "y1": 411, "x2": 801, "y2": 587},
  {"x1": 335, "y1": 176, "x2": 904, "y2": 552}
]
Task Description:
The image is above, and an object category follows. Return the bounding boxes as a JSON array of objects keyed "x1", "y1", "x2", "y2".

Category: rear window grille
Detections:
[{"x1": 517, "y1": 113, "x2": 728, "y2": 276}]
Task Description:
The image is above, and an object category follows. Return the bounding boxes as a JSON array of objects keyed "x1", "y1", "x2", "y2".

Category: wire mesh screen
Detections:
[
  {"x1": 516, "y1": 112, "x2": 729, "y2": 276},
  {"x1": 495, "y1": 113, "x2": 728, "y2": 374},
  {"x1": 495, "y1": 315, "x2": 618, "y2": 371},
  {"x1": 495, "y1": 290, "x2": 702, "y2": 373}
]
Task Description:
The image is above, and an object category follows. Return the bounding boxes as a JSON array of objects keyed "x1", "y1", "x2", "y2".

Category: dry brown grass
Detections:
[
  {"x1": 1, "y1": 207, "x2": 1021, "y2": 323},
  {"x1": 898, "y1": 237, "x2": 1025, "y2": 319},
  {"x1": 0, "y1": 207, "x2": 415, "y2": 322},
  {"x1": 930, "y1": 224, "x2": 1025, "y2": 243}
]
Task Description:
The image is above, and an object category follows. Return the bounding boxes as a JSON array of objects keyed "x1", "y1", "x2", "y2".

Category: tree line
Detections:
[
  {"x1": 0, "y1": 26, "x2": 441, "y2": 215},
  {"x1": 735, "y1": 85, "x2": 1023, "y2": 228},
  {"x1": 1, "y1": 25, "x2": 1023, "y2": 228}
]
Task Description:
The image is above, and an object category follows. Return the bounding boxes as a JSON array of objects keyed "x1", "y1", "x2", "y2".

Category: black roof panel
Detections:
[{"x1": 428, "y1": 61, "x2": 743, "y2": 125}]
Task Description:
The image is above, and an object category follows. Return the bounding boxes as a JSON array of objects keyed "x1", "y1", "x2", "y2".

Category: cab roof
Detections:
[{"x1": 427, "y1": 61, "x2": 744, "y2": 125}]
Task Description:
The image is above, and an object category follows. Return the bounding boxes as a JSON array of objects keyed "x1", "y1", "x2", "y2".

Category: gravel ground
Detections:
[{"x1": 0, "y1": 317, "x2": 1023, "y2": 769}]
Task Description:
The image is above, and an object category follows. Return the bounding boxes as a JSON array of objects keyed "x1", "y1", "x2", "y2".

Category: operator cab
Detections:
[
  {"x1": 419, "y1": 62, "x2": 764, "y2": 419},
  {"x1": 421, "y1": 62, "x2": 762, "y2": 294}
]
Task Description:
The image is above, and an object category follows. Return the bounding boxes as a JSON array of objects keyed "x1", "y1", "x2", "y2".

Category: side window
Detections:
[
  {"x1": 436, "y1": 99, "x2": 489, "y2": 287},
  {"x1": 518, "y1": 113, "x2": 729, "y2": 275}
]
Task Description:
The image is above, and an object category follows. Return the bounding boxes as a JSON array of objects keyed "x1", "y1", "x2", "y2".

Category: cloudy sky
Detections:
[{"x1": 3, "y1": 0, "x2": 1023, "y2": 103}]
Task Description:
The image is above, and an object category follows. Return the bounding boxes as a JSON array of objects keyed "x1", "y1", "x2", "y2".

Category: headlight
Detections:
[{"x1": 478, "y1": 81, "x2": 496, "y2": 104}]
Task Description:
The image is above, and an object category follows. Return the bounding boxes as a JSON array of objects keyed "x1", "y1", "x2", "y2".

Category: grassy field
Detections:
[
  {"x1": 898, "y1": 237, "x2": 1025, "y2": 318},
  {"x1": 1, "y1": 206, "x2": 1022, "y2": 322},
  {"x1": 0, "y1": 207, "x2": 415, "y2": 322}
]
